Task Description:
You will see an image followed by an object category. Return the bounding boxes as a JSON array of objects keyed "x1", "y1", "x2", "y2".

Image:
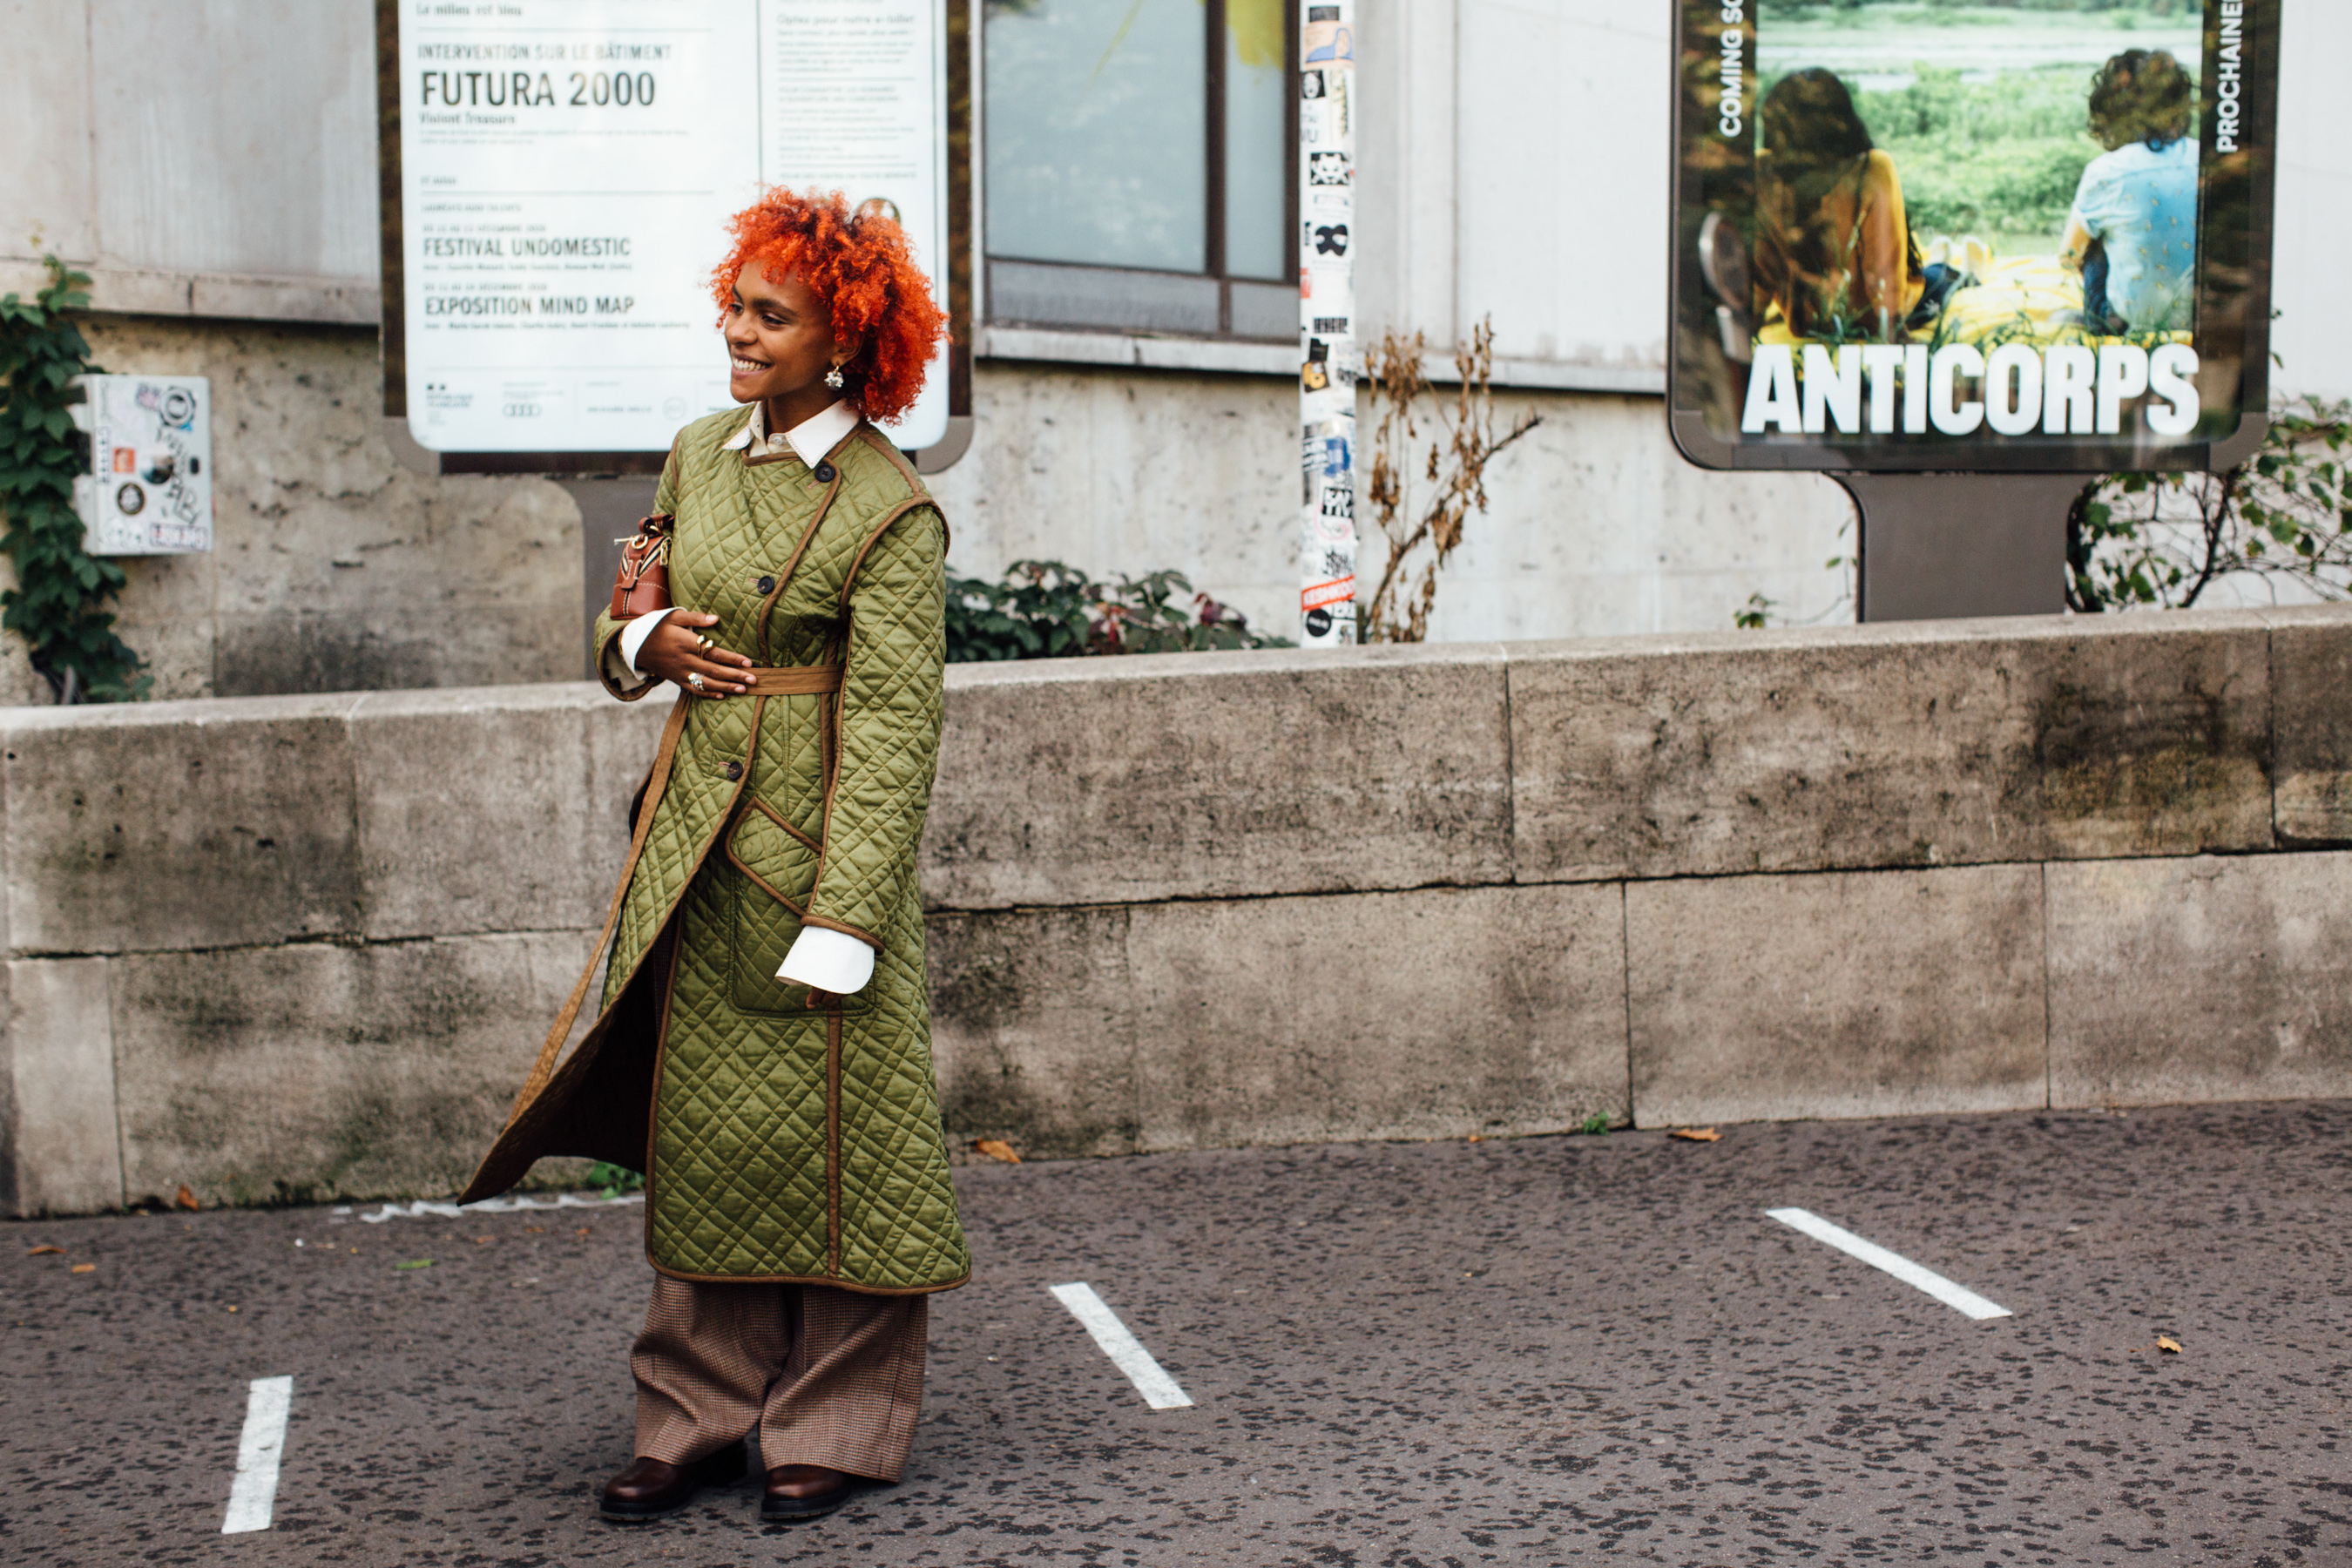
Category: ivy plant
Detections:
[{"x1": 0, "y1": 257, "x2": 146, "y2": 702}]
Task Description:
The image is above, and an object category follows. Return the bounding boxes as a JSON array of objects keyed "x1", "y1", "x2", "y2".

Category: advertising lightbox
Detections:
[{"x1": 1668, "y1": 0, "x2": 2278, "y2": 474}]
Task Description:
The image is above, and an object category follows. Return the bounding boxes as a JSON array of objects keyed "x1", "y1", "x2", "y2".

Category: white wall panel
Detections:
[
  {"x1": 1354, "y1": 0, "x2": 1460, "y2": 349},
  {"x1": 0, "y1": 1, "x2": 97, "y2": 262},
  {"x1": 1456, "y1": 0, "x2": 1671, "y2": 374},
  {"x1": 2271, "y1": 2, "x2": 2351, "y2": 403},
  {"x1": 88, "y1": 0, "x2": 377, "y2": 282}
]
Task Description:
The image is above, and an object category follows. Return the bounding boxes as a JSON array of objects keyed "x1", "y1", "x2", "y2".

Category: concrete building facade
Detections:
[{"x1": 3, "y1": 0, "x2": 2347, "y2": 700}]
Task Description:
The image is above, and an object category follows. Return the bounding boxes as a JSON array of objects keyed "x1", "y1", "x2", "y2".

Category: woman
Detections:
[
  {"x1": 1751, "y1": 67, "x2": 1928, "y2": 342},
  {"x1": 2062, "y1": 49, "x2": 2198, "y2": 334},
  {"x1": 461, "y1": 187, "x2": 963, "y2": 1527}
]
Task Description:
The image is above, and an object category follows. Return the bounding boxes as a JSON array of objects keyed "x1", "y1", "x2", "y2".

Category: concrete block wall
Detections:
[{"x1": 4, "y1": 607, "x2": 2349, "y2": 1215}]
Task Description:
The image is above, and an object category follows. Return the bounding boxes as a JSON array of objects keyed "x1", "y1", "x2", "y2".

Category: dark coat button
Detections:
[
  {"x1": 813, "y1": 462, "x2": 836, "y2": 483},
  {"x1": 723, "y1": 760, "x2": 743, "y2": 781},
  {"x1": 756, "y1": 574, "x2": 776, "y2": 594}
]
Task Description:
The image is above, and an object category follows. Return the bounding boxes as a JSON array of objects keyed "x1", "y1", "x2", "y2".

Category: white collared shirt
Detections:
[
  {"x1": 611, "y1": 397, "x2": 876, "y2": 996},
  {"x1": 718, "y1": 395, "x2": 861, "y2": 466}
]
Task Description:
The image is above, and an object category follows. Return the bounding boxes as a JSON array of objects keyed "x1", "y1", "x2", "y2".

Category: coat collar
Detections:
[{"x1": 720, "y1": 399, "x2": 860, "y2": 467}]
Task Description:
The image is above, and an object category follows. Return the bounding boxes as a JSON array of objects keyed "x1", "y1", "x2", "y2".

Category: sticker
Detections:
[
  {"x1": 1312, "y1": 315, "x2": 1349, "y2": 335},
  {"x1": 1304, "y1": 17, "x2": 1354, "y2": 65},
  {"x1": 1302, "y1": 574, "x2": 1356, "y2": 611},
  {"x1": 112, "y1": 446, "x2": 137, "y2": 474},
  {"x1": 1314, "y1": 485, "x2": 1354, "y2": 542},
  {"x1": 115, "y1": 482, "x2": 146, "y2": 516},
  {"x1": 1315, "y1": 430, "x2": 1351, "y2": 476},
  {"x1": 1305, "y1": 606, "x2": 1333, "y2": 637},
  {"x1": 1312, "y1": 223, "x2": 1349, "y2": 257},
  {"x1": 1308, "y1": 151, "x2": 1353, "y2": 186}
]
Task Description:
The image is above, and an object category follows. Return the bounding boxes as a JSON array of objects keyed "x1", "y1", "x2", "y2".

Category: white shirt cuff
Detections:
[
  {"x1": 617, "y1": 606, "x2": 676, "y2": 678},
  {"x1": 778, "y1": 924, "x2": 876, "y2": 994}
]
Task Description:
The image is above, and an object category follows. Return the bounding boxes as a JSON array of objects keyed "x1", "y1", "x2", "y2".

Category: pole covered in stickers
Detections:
[{"x1": 1298, "y1": 2, "x2": 1355, "y2": 645}]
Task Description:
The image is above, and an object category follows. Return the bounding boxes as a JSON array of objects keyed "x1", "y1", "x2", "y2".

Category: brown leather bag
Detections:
[{"x1": 610, "y1": 513, "x2": 674, "y2": 619}]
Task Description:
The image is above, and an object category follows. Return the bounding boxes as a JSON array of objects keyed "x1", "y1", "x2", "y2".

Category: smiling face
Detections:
[{"x1": 723, "y1": 261, "x2": 843, "y2": 422}]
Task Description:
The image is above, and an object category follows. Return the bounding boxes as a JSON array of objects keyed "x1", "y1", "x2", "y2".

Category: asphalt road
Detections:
[{"x1": 4, "y1": 1101, "x2": 2349, "y2": 1566}]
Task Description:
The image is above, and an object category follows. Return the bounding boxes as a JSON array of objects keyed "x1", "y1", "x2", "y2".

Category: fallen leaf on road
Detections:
[
  {"x1": 2157, "y1": 1335, "x2": 2183, "y2": 1354},
  {"x1": 972, "y1": 1139, "x2": 1021, "y2": 1164},
  {"x1": 1670, "y1": 1127, "x2": 1722, "y2": 1142},
  {"x1": 395, "y1": 1259, "x2": 434, "y2": 1270},
  {"x1": 474, "y1": 1235, "x2": 494, "y2": 1244},
  {"x1": 175, "y1": 1185, "x2": 199, "y2": 1211},
  {"x1": 26, "y1": 1246, "x2": 63, "y2": 1256},
  {"x1": 71, "y1": 1263, "x2": 95, "y2": 1274}
]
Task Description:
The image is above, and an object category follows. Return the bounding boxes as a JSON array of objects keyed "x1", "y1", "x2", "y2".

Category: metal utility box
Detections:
[{"x1": 73, "y1": 375, "x2": 213, "y2": 555}]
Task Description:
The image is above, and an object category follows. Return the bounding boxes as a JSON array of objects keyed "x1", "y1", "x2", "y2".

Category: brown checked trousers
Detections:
[{"x1": 630, "y1": 1275, "x2": 929, "y2": 1481}]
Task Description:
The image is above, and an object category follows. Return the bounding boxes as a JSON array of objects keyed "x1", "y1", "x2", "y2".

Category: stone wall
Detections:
[{"x1": 6, "y1": 605, "x2": 2349, "y2": 1216}]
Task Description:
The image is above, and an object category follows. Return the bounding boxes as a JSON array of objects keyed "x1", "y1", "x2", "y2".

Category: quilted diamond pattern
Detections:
[{"x1": 570, "y1": 409, "x2": 965, "y2": 1291}]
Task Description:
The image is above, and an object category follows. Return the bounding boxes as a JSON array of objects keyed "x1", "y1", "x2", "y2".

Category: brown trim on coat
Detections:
[
  {"x1": 801, "y1": 913, "x2": 882, "y2": 950},
  {"x1": 740, "y1": 665, "x2": 843, "y2": 696},
  {"x1": 722, "y1": 838, "x2": 808, "y2": 917},
  {"x1": 722, "y1": 791, "x2": 818, "y2": 916},
  {"x1": 637, "y1": 914, "x2": 688, "y2": 1218},
  {"x1": 855, "y1": 426, "x2": 925, "y2": 494},
  {"x1": 752, "y1": 793, "x2": 822, "y2": 853},
  {"x1": 644, "y1": 1261, "x2": 970, "y2": 1295},
  {"x1": 854, "y1": 427, "x2": 949, "y2": 554},
  {"x1": 826, "y1": 1011, "x2": 844, "y2": 1279}
]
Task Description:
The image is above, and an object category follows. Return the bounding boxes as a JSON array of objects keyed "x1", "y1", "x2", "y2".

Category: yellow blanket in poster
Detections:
[{"x1": 1759, "y1": 254, "x2": 2190, "y2": 350}]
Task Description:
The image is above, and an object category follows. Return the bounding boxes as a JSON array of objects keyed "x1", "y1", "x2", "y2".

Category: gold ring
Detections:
[{"x1": 695, "y1": 634, "x2": 715, "y2": 654}]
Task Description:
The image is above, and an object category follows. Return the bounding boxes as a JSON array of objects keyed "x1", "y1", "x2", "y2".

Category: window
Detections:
[{"x1": 983, "y1": 0, "x2": 1297, "y2": 340}]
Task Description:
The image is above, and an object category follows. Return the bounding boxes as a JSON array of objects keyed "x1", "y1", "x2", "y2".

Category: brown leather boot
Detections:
[
  {"x1": 598, "y1": 1446, "x2": 748, "y2": 1522},
  {"x1": 760, "y1": 1463, "x2": 862, "y2": 1523}
]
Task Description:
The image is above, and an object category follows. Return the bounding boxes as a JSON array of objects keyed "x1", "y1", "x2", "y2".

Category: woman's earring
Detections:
[{"x1": 824, "y1": 365, "x2": 845, "y2": 389}]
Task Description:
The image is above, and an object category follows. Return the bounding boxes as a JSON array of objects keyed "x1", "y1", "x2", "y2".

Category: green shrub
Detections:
[{"x1": 945, "y1": 558, "x2": 1292, "y2": 662}]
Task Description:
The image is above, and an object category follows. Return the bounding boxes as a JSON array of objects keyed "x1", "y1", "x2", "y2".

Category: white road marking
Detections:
[
  {"x1": 356, "y1": 1192, "x2": 643, "y2": 1224},
  {"x1": 1047, "y1": 1282, "x2": 1194, "y2": 1409},
  {"x1": 1767, "y1": 1207, "x2": 2014, "y2": 1321},
  {"x1": 221, "y1": 1375, "x2": 294, "y2": 1534}
]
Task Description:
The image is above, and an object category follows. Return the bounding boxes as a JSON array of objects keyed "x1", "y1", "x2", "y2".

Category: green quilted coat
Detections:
[{"x1": 462, "y1": 406, "x2": 969, "y2": 1295}]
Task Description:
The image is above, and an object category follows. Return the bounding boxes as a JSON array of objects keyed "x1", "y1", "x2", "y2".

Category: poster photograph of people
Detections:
[{"x1": 1675, "y1": 0, "x2": 2274, "y2": 468}]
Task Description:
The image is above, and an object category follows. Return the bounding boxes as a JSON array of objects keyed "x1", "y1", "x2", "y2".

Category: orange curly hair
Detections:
[{"x1": 709, "y1": 187, "x2": 946, "y2": 424}]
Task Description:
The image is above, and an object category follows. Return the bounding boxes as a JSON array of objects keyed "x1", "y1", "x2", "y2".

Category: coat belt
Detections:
[{"x1": 743, "y1": 665, "x2": 843, "y2": 695}]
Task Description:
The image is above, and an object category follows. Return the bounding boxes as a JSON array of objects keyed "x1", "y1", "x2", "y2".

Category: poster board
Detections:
[
  {"x1": 376, "y1": 0, "x2": 965, "y2": 471},
  {"x1": 1668, "y1": 0, "x2": 2278, "y2": 474}
]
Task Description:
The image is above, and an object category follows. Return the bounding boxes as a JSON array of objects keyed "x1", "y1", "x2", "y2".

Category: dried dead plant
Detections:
[{"x1": 1361, "y1": 318, "x2": 1540, "y2": 644}]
